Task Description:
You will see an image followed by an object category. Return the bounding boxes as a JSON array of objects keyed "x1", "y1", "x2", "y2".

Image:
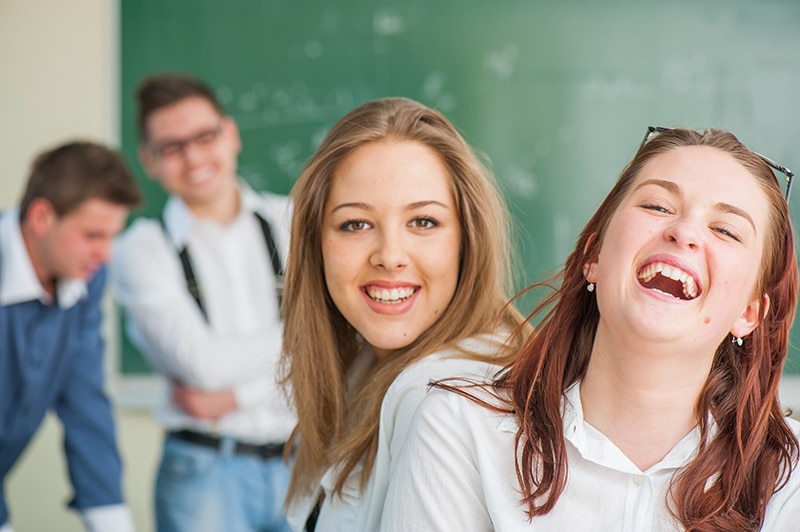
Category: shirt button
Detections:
[{"x1": 633, "y1": 475, "x2": 646, "y2": 486}]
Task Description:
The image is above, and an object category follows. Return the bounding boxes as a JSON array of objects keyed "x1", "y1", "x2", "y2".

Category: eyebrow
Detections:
[
  {"x1": 633, "y1": 178, "x2": 756, "y2": 232},
  {"x1": 329, "y1": 199, "x2": 451, "y2": 214}
]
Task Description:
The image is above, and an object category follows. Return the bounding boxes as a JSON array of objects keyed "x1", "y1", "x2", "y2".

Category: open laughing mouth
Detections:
[
  {"x1": 637, "y1": 262, "x2": 700, "y2": 300},
  {"x1": 365, "y1": 286, "x2": 418, "y2": 304}
]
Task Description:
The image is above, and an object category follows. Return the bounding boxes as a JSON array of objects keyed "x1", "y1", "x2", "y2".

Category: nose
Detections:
[
  {"x1": 181, "y1": 140, "x2": 206, "y2": 166},
  {"x1": 369, "y1": 228, "x2": 409, "y2": 271},
  {"x1": 664, "y1": 216, "x2": 700, "y2": 250}
]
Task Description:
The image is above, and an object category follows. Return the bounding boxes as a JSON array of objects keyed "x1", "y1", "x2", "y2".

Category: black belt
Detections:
[{"x1": 169, "y1": 430, "x2": 285, "y2": 460}]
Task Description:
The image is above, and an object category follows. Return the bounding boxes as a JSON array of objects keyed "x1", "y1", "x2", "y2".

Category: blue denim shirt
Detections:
[{"x1": 0, "y1": 242, "x2": 124, "y2": 525}]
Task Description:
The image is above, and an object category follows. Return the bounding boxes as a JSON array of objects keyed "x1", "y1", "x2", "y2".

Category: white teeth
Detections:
[
  {"x1": 637, "y1": 261, "x2": 699, "y2": 300},
  {"x1": 366, "y1": 286, "x2": 416, "y2": 304},
  {"x1": 683, "y1": 276, "x2": 697, "y2": 299}
]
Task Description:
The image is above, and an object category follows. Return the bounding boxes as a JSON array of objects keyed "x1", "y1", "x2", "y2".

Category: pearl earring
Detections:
[
  {"x1": 732, "y1": 335, "x2": 743, "y2": 347},
  {"x1": 587, "y1": 282, "x2": 595, "y2": 293}
]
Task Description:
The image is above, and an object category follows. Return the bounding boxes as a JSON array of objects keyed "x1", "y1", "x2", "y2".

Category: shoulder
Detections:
[
  {"x1": 774, "y1": 416, "x2": 800, "y2": 489},
  {"x1": 249, "y1": 188, "x2": 291, "y2": 218},
  {"x1": 111, "y1": 217, "x2": 178, "y2": 284},
  {"x1": 256, "y1": 189, "x2": 290, "y2": 209},
  {"x1": 389, "y1": 350, "x2": 501, "y2": 399},
  {"x1": 411, "y1": 385, "x2": 517, "y2": 446},
  {"x1": 378, "y1": 346, "x2": 504, "y2": 434},
  {"x1": 763, "y1": 416, "x2": 800, "y2": 526},
  {"x1": 246, "y1": 188, "x2": 292, "y2": 243}
]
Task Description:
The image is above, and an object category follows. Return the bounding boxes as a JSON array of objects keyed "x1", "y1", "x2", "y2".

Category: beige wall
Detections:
[
  {"x1": 0, "y1": 1, "x2": 160, "y2": 530},
  {"x1": 0, "y1": 0, "x2": 117, "y2": 210}
]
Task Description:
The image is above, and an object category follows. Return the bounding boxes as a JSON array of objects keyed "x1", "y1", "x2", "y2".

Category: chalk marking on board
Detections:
[
  {"x1": 422, "y1": 71, "x2": 456, "y2": 112},
  {"x1": 484, "y1": 44, "x2": 519, "y2": 80},
  {"x1": 373, "y1": 9, "x2": 404, "y2": 35},
  {"x1": 226, "y1": 83, "x2": 354, "y2": 130},
  {"x1": 553, "y1": 212, "x2": 572, "y2": 265},
  {"x1": 578, "y1": 76, "x2": 647, "y2": 100},
  {"x1": 503, "y1": 164, "x2": 538, "y2": 199}
]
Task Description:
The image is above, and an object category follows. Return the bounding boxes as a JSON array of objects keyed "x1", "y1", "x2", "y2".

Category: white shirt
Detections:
[
  {"x1": 382, "y1": 383, "x2": 800, "y2": 531},
  {"x1": 286, "y1": 334, "x2": 509, "y2": 531},
  {"x1": 111, "y1": 183, "x2": 295, "y2": 443},
  {"x1": 0, "y1": 208, "x2": 86, "y2": 308}
]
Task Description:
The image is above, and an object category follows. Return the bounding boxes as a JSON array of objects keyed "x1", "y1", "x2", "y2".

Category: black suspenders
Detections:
[
  {"x1": 160, "y1": 212, "x2": 285, "y2": 321},
  {"x1": 254, "y1": 213, "x2": 285, "y2": 308}
]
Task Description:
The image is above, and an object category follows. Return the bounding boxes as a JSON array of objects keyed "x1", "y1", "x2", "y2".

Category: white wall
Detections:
[{"x1": 0, "y1": 1, "x2": 159, "y2": 530}]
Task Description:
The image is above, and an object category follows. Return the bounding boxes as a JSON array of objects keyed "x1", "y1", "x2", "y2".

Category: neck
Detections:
[
  {"x1": 187, "y1": 179, "x2": 241, "y2": 223},
  {"x1": 580, "y1": 325, "x2": 712, "y2": 471},
  {"x1": 20, "y1": 222, "x2": 56, "y2": 298}
]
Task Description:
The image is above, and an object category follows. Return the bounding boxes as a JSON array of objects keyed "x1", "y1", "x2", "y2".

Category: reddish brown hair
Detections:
[{"x1": 490, "y1": 128, "x2": 797, "y2": 529}]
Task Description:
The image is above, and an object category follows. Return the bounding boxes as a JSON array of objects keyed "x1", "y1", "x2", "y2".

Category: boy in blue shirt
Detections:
[{"x1": 0, "y1": 141, "x2": 141, "y2": 532}]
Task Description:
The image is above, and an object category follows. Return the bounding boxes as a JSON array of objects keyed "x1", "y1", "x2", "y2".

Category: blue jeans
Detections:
[{"x1": 155, "y1": 434, "x2": 292, "y2": 532}]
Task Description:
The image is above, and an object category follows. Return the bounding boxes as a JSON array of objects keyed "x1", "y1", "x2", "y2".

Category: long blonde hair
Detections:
[{"x1": 281, "y1": 97, "x2": 525, "y2": 502}]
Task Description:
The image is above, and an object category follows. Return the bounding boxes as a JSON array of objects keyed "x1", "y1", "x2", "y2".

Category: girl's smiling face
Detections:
[
  {"x1": 586, "y1": 145, "x2": 771, "y2": 352},
  {"x1": 321, "y1": 139, "x2": 462, "y2": 360}
]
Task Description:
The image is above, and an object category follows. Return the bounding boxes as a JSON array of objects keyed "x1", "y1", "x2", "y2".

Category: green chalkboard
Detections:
[{"x1": 120, "y1": 0, "x2": 800, "y2": 375}]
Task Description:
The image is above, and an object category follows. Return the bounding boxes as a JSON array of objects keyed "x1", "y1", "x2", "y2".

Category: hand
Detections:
[{"x1": 171, "y1": 382, "x2": 238, "y2": 419}]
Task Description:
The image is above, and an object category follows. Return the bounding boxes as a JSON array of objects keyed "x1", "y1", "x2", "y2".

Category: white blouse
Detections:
[
  {"x1": 382, "y1": 383, "x2": 800, "y2": 531},
  {"x1": 286, "y1": 335, "x2": 509, "y2": 531}
]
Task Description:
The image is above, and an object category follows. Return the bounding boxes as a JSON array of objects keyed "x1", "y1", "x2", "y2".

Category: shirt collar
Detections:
[
  {"x1": 161, "y1": 180, "x2": 260, "y2": 248},
  {"x1": 0, "y1": 208, "x2": 87, "y2": 308},
  {"x1": 563, "y1": 381, "x2": 708, "y2": 474}
]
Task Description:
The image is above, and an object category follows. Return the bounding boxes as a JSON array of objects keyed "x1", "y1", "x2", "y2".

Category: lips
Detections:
[
  {"x1": 637, "y1": 261, "x2": 700, "y2": 300},
  {"x1": 364, "y1": 285, "x2": 418, "y2": 304},
  {"x1": 187, "y1": 166, "x2": 215, "y2": 185}
]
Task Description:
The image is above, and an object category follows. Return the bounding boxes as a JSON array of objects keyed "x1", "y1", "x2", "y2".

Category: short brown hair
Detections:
[
  {"x1": 19, "y1": 141, "x2": 141, "y2": 219},
  {"x1": 136, "y1": 73, "x2": 224, "y2": 142}
]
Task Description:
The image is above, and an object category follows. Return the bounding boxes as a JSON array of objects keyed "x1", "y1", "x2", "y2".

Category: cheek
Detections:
[
  {"x1": 713, "y1": 252, "x2": 761, "y2": 301},
  {"x1": 321, "y1": 239, "x2": 356, "y2": 291},
  {"x1": 428, "y1": 240, "x2": 461, "y2": 298}
]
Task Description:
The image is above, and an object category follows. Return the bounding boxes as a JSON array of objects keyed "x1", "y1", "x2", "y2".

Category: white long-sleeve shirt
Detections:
[
  {"x1": 382, "y1": 382, "x2": 800, "y2": 531},
  {"x1": 111, "y1": 183, "x2": 295, "y2": 444},
  {"x1": 286, "y1": 335, "x2": 509, "y2": 531}
]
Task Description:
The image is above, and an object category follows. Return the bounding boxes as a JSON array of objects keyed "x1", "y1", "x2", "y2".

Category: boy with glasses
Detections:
[{"x1": 112, "y1": 74, "x2": 295, "y2": 532}]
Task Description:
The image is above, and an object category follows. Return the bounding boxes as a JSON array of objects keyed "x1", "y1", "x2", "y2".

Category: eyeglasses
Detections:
[
  {"x1": 149, "y1": 123, "x2": 223, "y2": 160},
  {"x1": 639, "y1": 126, "x2": 794, "y2": 202}
]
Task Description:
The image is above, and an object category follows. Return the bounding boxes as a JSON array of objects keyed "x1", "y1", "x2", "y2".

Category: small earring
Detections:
[
  {"x1": 587, "y1": 282, "x2": 595, "y2": 293},
  {"x1": 732, "y1": 335, "x2": 743, "y2": 347}
]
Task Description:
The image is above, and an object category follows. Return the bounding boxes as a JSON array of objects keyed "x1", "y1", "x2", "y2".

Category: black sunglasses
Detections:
[{"x1": 639, "y1": 126, "x2": 794, "y2": 202}]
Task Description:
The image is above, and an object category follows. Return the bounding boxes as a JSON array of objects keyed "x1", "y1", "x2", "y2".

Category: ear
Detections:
[
  {"x1": 730, "y1": 293, "x2": 768, "y2": 339},
  {"x1": 583, "y1": 261, "x2": 597, "y2": 284},
  {"x1": 222, "y1": 116, "x2": 242, "y2": 156},
  {"x1": 138, "y1": 145, "x2": 159, "y2": 180},
  {"x1": 582, "y1": 232, "x2": 597, "y2": 256},
  {"x1": 25, "y1": 198, "x2": 57, "y2": 237}
]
